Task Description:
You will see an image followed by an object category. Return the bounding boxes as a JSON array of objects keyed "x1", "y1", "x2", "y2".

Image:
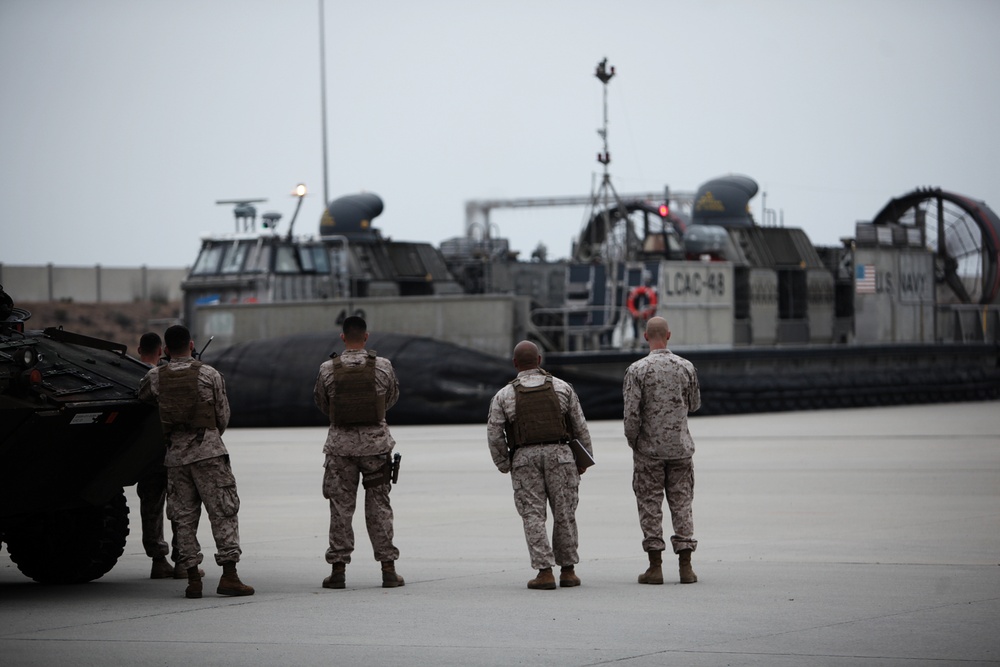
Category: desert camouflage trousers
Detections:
[
  {"x1": 510, "y1": 444, "x2": 581, "y2": 570},
  {"x1": 632, "y1": 451, "x2": 697, "y2": 554},
  {"x1": 323, "y1": 454, "x2": 399, "y2": 564},
  {"x1": 166, "y1": 456, "x2": 243, "y2": 569},
  {"x1": 136, "y1": 463, "x2": 178, "y2": 561}
]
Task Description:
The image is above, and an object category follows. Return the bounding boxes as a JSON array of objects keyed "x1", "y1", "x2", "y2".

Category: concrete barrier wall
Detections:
[{"x1": 0, "y1": 264, "x2": 188, "y2": 302}]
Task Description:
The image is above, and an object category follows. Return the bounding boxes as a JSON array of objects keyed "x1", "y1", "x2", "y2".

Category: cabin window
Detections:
[
  {"x1": 240, "y1": 240, "x2": 264, "y2": 273},
  {"x1": 246, "y1": 244, "x2": 271, "y2": 273},
  {"x1": 311, "y1": 246, "x2": 330, "y2": 273},
  {"x1": 191, "y1": 245, "x2": 223, "y2": 275},
  {"x1": 220, "y1": 242, "x2": 249, "y2": 274},
  {"x1": 275, "y1": 245, "x2": 300, "y2": 274},
  {"x1": 298, "y1": 246, "x2": 316, "y2": 272}
]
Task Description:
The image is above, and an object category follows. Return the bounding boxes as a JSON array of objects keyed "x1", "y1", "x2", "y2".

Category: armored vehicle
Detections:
[{"x1": 0, "y1": 286, "x2": 163, "y2": 583}]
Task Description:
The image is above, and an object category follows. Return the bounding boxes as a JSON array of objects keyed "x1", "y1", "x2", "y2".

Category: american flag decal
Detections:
[{"x1": 855, "y1": 264, "x2": 876, "y2": 294}]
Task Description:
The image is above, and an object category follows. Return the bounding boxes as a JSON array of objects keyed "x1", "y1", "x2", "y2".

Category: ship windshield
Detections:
[
  {"x1": 299, "y1": 246, "x2": 316, "y2": 272},
  {"x1": 275, "y1": 245, "x2": 300, "y2": 273},
  {"x1": 220, "y1": 241, "x2": 249, "y2": 274},
  {"x1": 273, "y1": 244, "x2": 332, "y2": 274},
  {"x1": 246, "y1": 243, "x2": 270, "y2": 273},
  {"x1": 191, "y1": 245, "x2": 224, "y2": 275},
  {"x1": 304, "y1": 246, "x2": 330, "y2": 273}
]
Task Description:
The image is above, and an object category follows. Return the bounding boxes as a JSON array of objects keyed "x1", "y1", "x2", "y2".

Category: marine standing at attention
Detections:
[
  {"x1": 138, "y1": 325, "x2": 254, "y2": 599},
  {"x1": 487, "y1": 340, "x2": 593, "y2": 590},
  {"x1": 314, "y1": 316, "x2": 404, "y2": 589},
  {"x1": 623, "y1": 316, "x2": 700, "y2": 585}
]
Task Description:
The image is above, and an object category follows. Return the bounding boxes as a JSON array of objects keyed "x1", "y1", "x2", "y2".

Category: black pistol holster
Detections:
[{"x1": 362, "y1": 452, "x2": 402, "y2": 488}]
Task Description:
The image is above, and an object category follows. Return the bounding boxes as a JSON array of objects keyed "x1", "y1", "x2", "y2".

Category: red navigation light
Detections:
[
  {"x1": 17, "y1": 367, "x2": 43, "y2": 393},
  {"x1": 658, "y1": 204, "x2": 669, "y2": 217}
]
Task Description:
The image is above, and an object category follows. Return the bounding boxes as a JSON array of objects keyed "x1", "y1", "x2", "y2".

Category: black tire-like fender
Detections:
[{"x1": 5, "y1": 491, "x2": 130, "y2": 584}]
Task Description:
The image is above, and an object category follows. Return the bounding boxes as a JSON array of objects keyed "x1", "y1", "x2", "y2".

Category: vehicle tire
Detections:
[{"x1": 5, "y1": 491, "x2": 130, "y2": 584}]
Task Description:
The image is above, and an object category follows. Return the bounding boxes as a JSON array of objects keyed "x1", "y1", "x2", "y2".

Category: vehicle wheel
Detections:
[{"x1": 5, "y1": 491, "x2": 130, "y2": 584}]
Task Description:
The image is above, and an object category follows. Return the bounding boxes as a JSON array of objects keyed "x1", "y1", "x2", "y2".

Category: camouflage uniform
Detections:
[
  {"x1": 487, "y1": 368, "x2": 593, "y2": 570},
  {"x1": 135, "y1": 461, "x2": 177, "y2": 561},
  {"x1": 314, "y1": 348, "x2": 400, "y2": 564},
  {"x1": 138, "y1": 356, "x2": 242, "y2": 569},
  {"x1": 623, "y1": 348, "x2": 700, "y2": 554},
  {"x1": 135, "y1": 358, "x2": 176, "y2": 563}
]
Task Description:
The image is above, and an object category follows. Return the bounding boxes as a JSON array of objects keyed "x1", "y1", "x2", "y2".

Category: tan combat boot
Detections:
[
  {"x1": 527, "y1": 567, "x2": 556, "y2": 590},
  {"x1": 185, "y1": 566, "x2": 203, "y2": 599},
  {"x1": 638, "y1": 550, "x2": 664, "y2": 585},
  {"x1": 150, "y1": 557, "x2": 174, "y2": 579},
  {"x1": 217, "y1": 562, "x2": 255, "y2": 596},
  {"x1": 323, "y1": 562, "x2": 346, "y2": 589},
  {"x1": 381, "y1": 561, "x2": 405, "y2": 588},
  {"x1": 678, "y1": 549, "x2": 697, "y2": 584},
  {"x1": 559, "y1": 565, "x2": 581, "y2": 588}
]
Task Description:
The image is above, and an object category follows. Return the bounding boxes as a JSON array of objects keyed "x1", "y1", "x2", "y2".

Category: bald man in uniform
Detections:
[
  {"x1": 487, "y1": 340, "x2": 594, "y2": 590},
  {"x1": 623, "y1": 316, "x2": 700, "y2": 585}
]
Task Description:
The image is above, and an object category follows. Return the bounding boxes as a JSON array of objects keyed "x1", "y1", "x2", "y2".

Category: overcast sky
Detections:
[{"x1": 2, "y1": 0, "x2": 998, "y2": 268}]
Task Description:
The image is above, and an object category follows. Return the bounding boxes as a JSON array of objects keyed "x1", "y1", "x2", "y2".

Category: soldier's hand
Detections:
[{"x1": 577, "y1": 466, "x2": 587, "y2": 475}]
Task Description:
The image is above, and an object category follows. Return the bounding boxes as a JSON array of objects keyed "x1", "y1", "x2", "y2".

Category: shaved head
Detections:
[
  {"x1": 512, "y1": 340, "x2": 541, "y2": 371},
  {"x1": 644, "y1": 316, "x2": 670, "y2": 348}
]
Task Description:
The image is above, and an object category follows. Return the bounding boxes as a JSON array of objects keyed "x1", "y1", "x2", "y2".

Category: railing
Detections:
[
  {"x1": 528, "y1": 301, "x2": 1000, "y2": 353},
  {"x1": 529, "y1": 303, "x2": 644, "y2": 353}
]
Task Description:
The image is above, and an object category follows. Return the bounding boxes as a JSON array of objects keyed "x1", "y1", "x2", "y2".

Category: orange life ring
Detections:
[{"x1": 626, "y1": 286, "x2": 657, "y2": 320}]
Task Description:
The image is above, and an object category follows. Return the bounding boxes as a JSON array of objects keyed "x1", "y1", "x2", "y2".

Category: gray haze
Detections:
[{"x1": 2, "y1": 0, "x2": 998, "y2": 268}]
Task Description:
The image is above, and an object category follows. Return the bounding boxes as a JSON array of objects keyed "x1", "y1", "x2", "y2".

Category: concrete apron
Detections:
[{"x1": 1, "y1": 401, "x2": 998, "y2": 666}]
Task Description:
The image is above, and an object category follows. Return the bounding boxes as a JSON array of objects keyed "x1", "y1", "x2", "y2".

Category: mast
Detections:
[{"x1": 578, "y1": 58, "x2": 628, "y2": 263}]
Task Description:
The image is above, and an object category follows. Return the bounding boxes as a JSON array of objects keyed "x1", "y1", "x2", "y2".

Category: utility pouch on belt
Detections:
[
  {"x1": 362, "y1": 453, "x2": 397, "y2": 489},
  {"x1": 331, "y1": 350, "x2": 386, "y2": 427}
]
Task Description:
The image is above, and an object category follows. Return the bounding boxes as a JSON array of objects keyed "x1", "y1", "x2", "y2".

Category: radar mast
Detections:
[{"x1": 576, "y1": 58, "x2": 632, "y2": 263}]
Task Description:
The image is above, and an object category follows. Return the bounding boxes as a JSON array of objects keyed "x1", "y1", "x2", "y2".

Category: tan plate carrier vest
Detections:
[
  {"x1": 331, "y1": 350, "x2": 386, "y2": 427},
  {"x1": 157, "y1": 361, "x2": 216, "y2": 433},
  {"x1": 509, "y1": 373, "x2": 569, "y2": 447}
]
